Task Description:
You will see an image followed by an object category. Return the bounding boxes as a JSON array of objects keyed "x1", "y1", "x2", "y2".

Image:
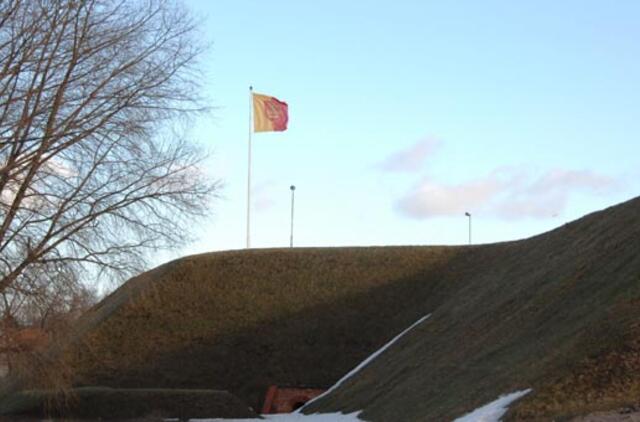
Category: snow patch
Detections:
[
  {"x1": 299, "y1": 313, "x2": 431, "y2": 411},
  {"x1": 452, "y1": 389, "x2": 532, "y2": 422},
  {"x1": 187, "y1": 412, "x2": 363, "y2": 421}
]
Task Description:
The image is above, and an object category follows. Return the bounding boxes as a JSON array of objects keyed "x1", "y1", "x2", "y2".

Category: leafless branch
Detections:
[{"x1": 0, "y1": 0, "x2": 219, "y2": 363}]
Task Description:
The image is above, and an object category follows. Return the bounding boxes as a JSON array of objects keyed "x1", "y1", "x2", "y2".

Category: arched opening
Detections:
[
  {"x1": 291, "y1": 401, "x2": 306, "y2": 411},
  {"x1": 262, "y1": 386, "x2": 325, "y2": 414}
]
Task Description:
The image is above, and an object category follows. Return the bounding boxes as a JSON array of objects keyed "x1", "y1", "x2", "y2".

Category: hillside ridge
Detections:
[
  {"x1": 10, "y1": 196, "x2": 640, "y2": 421},
  {"x1": 305, "y1": 196, "x2": 640, "y2": 421}
]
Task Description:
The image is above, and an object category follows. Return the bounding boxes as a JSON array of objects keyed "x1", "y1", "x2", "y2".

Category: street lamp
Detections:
[
  {"x1": 465, "y1": 212, "x2": 472, "y2": 245},
  {"x1": 290, "y1": 185, "x2": 296, "y2": 248}
]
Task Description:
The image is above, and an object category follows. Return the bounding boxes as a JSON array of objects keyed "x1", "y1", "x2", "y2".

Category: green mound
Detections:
[{"x1": 8, "y1": 196, "x2": 640, "y2": 421}]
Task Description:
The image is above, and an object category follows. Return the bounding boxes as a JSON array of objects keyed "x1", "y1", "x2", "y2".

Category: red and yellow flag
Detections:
[{"x1": 253, "y1": 93, "x2": 288, "y2": 132}]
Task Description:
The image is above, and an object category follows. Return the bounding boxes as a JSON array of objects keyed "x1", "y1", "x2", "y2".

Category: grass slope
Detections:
[
  {"x1": 68, "y1": 246, "x2": 461, "y2": 412},
  {"x1": 15, "y1": 196, "x2": 640, "y2": 421},
  {"x1": 304, "y1": 196, "x2": 640, "y2": 421}
]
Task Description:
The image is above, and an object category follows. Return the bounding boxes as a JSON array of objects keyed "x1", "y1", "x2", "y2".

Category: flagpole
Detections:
[
  {"x1": 247, "y1": 86, "x2": 253, "y2": 249},
  {"x1": 289, "y1": 185, "x2": 296, "y2": 248}
]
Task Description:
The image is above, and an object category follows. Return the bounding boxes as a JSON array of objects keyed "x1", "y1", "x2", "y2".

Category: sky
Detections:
[{"x1": 165, "y1": 0, "x2": 640, "y2": 260}]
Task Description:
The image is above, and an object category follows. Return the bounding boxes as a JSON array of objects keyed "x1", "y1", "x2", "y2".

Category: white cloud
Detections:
[
  {"x1": 396, "y1": 168, "x2": 621, "y2": 220},
  {"x1": 397, "y1": 178, "x2": 502, "y2": 218},
  {"x1": 252, "y1": 181, "x2": 276, "y2": 212},
  {"x1": 376, "y1": 138, "x2": 441, "y2": 173}
]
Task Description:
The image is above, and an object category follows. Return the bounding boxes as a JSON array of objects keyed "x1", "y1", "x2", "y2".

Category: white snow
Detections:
[
  {"x1": 187, "y1": 387, "x2": 532, "y2": 422},
  {"x1": 452, "y1": 389, "x2": 532, "y2": 422},
  {"x1": 298, "y1": 313, "x2": 431, "y2": 411},
  {"x1": 187, "y1": 412, "x2": 363, "y2": 421}
]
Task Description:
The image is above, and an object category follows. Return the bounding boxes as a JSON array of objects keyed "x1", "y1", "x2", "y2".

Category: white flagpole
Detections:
[{"x1": 246, "y1": 86, "x2": 253, "y2": 248}]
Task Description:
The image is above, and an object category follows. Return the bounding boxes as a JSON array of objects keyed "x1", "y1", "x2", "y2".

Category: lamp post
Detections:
[
  {"x1": 465, "y1": 212, "x2": 472, "y2": 245},
  {"x1": 290, "y1": 185, "x2": 296, "y2": 248}
]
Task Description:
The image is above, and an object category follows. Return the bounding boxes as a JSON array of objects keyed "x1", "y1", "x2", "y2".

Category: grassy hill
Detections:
[
  {"x1": 304, "y1": 196, "x2": 640, "y2": 421},
  {"x1": 68, "y1": 245, "x2": 462, "y2": 412},
  {"x1": 7, "y1": 196, "x2": 640, "y2": 421}
]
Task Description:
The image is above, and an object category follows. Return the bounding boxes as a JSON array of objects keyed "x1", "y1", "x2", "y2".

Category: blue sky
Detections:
[{"x1": 168, "y1": 0, "x2": 640, "y2": 258}]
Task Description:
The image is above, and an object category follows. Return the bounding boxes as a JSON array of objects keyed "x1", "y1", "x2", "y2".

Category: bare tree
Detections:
[{"x1": 0, "y1": 0, "x2": 218, "y2": 334}]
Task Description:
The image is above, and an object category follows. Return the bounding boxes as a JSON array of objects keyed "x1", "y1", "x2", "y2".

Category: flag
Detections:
[{"x1": 253, "y1": 93, "x2": 288, "y2": 132}]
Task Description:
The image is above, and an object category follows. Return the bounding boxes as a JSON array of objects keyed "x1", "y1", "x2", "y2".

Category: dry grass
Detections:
[
  {"x1": 303, "y1": 197, "x2": 640, "y2": 421},
  {"x1": 3, "y1": 197, "x2": 640, "y2": 421},
  {"x1": 68, "y1": 246, "x2": 460, "y2": 410}
]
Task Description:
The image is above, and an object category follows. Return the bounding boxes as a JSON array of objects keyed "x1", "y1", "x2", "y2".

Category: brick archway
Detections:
[{"x1": 262, "y1": 385, "x2": 325, "y2": 414}]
